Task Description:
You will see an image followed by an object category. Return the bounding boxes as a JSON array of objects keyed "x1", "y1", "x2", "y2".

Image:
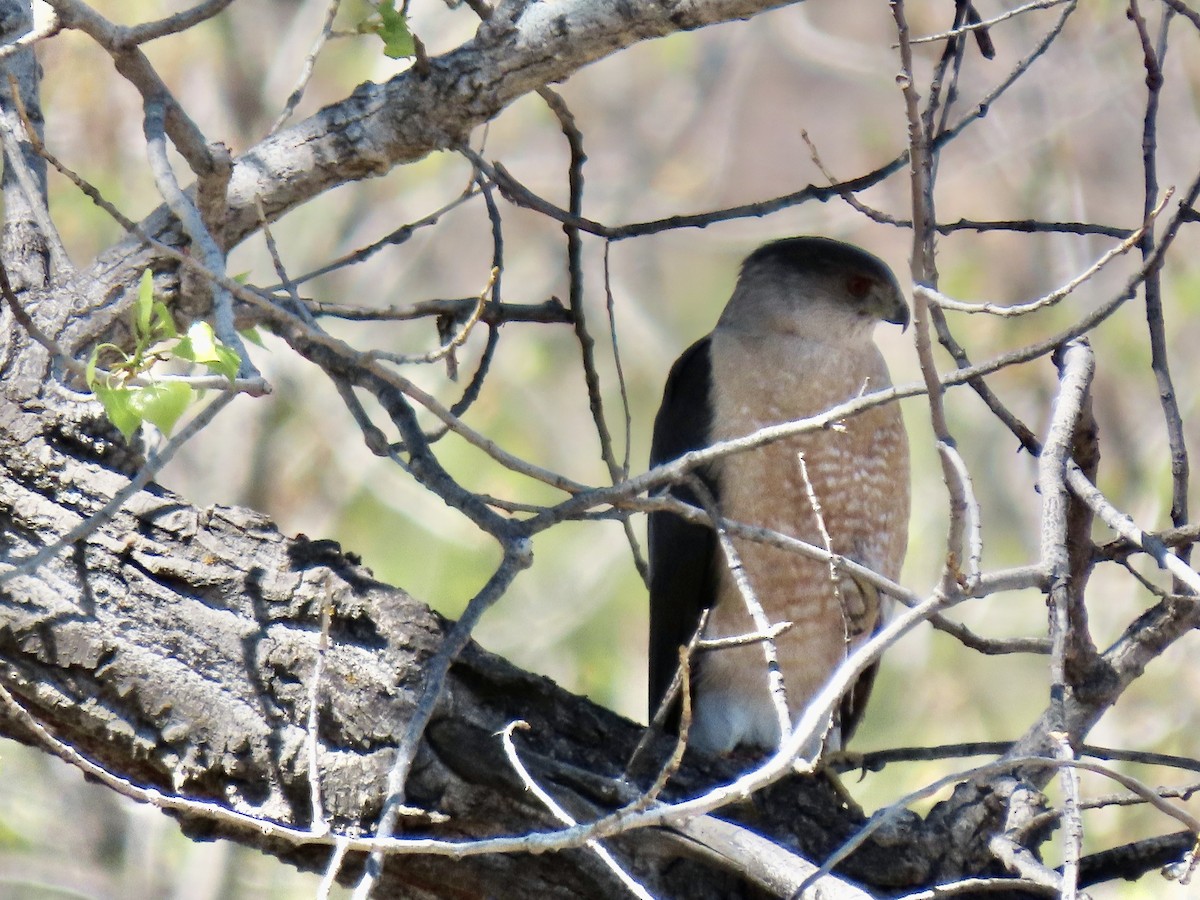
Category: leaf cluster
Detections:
[
  {"x1": 360, "y1": 1, "x2": 415, "y2": 60},
  {"x1": 85, "y1": 270, "x2": 241, "y2": 439}
]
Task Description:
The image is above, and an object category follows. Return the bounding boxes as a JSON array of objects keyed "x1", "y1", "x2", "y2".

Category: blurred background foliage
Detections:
[{"x1": 2, "y1": 0, "x2": 1200, "y2": 896}]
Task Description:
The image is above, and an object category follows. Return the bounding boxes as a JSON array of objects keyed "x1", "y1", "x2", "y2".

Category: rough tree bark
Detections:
[
  {"x1": 0, "y1": 1, "x2": 907, "y2": 896},
  {"x1": 2, "y1": 0, "x2": 1198, "y2": 897},
  {"x1": 0, "y1": 421, "x2": 896, "y2": 897}
]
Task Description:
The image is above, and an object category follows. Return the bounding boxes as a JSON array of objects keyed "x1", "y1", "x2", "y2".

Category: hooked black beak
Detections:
[{"x1": 885, "y1": 295, "x2": 911, "y2": 332}]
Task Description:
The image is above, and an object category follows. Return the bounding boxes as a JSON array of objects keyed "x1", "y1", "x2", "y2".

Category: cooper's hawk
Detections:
[{"x1": 648, "y1": 236, "x2": 910, "y2": 756}]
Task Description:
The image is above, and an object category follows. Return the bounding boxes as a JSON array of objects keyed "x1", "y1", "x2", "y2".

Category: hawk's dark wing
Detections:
[
  {"x1": 839, "y1": 654, "x2": 879, "y2": 745},
  {"x1": 647, "y1": 337, "x2": 720, "y2": 725}
]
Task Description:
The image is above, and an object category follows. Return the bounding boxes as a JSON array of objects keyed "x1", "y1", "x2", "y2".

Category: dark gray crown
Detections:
[{"x1": 741, "y1": 236, "x2": 899, "y2": 287}]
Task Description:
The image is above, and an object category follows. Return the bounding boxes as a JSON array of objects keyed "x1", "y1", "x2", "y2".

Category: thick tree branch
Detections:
[{"x1": 47, "y1": 0, "x2": 802, "y2": 354}]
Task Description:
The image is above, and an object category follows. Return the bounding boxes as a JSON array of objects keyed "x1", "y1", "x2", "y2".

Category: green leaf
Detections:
[
  {"x1": 93, "y1": 382, "x2": 142, "y2": 440},
  {"x1": 239, "y1": 326, "x2": 266, "y2": 348},
  {"x1": 151, "y1": 300, "x2": 177, "y2": 339},
  {"x1": 85, "y1": 343, "x2": 127, "y2": 389},
  {"x1": 128, "y1": 381, "x2": 193, "y2": 436},
  {"x1": 177, "y1": 321, "x2": 241, "y2": 381},
  {"x1": 135, "y1": 269, "x2": 155, "y2": 339},
  {"x1": 86, "y1": 347, "x2": 101, "y2": 390},
  {"x1": 375, "y1": 1, "x2": 415, "y2": 59},
  {"x1": 207, "y1": 344, "x2": 242, "y2": 381}
]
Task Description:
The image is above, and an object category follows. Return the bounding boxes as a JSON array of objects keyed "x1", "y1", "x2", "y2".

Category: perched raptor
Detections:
[{"x1": 648, "y1": 236, "x2": 910, "y2": 756}]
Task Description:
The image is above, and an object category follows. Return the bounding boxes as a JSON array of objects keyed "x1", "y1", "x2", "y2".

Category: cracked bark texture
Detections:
[
  {"x1": 0, "y1": 0, "x2": 1190, "y2": 896},
  {"x1": 0, "y1": 393, "x2": 899, "y2": 897},
  {"x1": 0, "y1": 3, "x2": 908, "y2": 894}
]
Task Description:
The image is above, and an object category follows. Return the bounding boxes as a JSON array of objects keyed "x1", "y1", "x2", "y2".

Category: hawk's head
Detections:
[{"x1": 719, "y1": 236, "x2": 909, "y2": 341}]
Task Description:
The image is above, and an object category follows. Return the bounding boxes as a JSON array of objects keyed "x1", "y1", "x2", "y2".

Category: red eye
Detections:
[{"x1": 847, "y1": 275, "x2": 873, "y2": 298}]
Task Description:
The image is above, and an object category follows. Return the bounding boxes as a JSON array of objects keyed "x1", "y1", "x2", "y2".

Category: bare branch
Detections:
[
  {"x1": 120, "y1": 0, "x2": 237, "y2": 45},
  {"x1": 1040, "y1": 340, "x2": 1100, "y2": 694},
  {"x1": 1161, "y1": 0, "x2": 1200, "y2": 31},
  {"x1": 143, "y1": 100, "x2": 255, "y2": 377},
  {"x1": 0, "y1": 390, "x2": 238, "y2": 583},
  {"x1": 46, "y1": 0, "x2": 217, "y2": 176},
  {"x1": 271, "y1": 0, "x2": 343, "y2": 134},
  {"x1": 500, "y1": 721, "x2": 654, "y2": 900},
  {"x1": 892, "y1": 877, "x2": 1058, "y2": 898},
  {"x1": 907, "y1": 0, "x2": 1071, "y2": 49},
  {"x1": 354, "y1": 540, "x2": 533, "y2": 896},
  {"x1": 921, "y1": 193, "x2": 1168, "y2": 317},
  {"x1": 0, "y1": 7, "x2": 60, "y2": 62},
  {"x1": 1129, "y1": 0, "x2": 1191, "y2": 570},
  {"x1": 1067, "y1": 465, "x2": 1200, "y2": 595},
  {"x1": 371, "y1": 268, "x2": 494, "y2": 366},
  {"x1": 894, "y1": 0, "x2": 971, "y2": 598},
  {"x1": 688, "y1": 476, "x2": 793, "y2": 748}
]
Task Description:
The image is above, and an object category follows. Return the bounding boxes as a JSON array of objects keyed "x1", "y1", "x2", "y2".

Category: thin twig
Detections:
[
  {"x1": 306, "y1": 581, "x2": 335, "y2": 834},
  {"x1": 317, "y1": 837, "x2": 352, "y2": 900},
  {"x1": 921, "y1": 192, "x2": 1169, "y2": 317},
  {"x1": 537, "y1": 90, "x2": 627, "y2": 495},
  {"x1": 256, "y1": 195, "x2": 311, "y2": 321},
  {"x1": 698, "y1": 621, "x2": 793, "y2": 651},
  {"x1": 480, "y1": 150, "x2": 909, "y2": 241},
  {"x1": 604, "y1": 240, "x2": 649, "y2": 585},
  {"x1": 798, "y1": 451, "x2": 842, "y2": 609},
  {"x1": 352, "y1": 540, "x2": 533, "y2": 899},
  {"x1": 0, "y1": 391, "x2": 238, "y2": 584},
  {"x1": 500, "y1": 722, "x2": 654, "y2": 900},
  {"x1": 0, "y1": 9, "x2": 61, "y2": 61},
  {"x1": 894, "y1": 0, "x2": 970, "y2": 599},
  {"x1": 370, "y1": 268, "x2": 493, "y2": 366},
  {"x1": 937, "y1": 442, "x2": 982, "y2": 589},
  {"x1": 1067, "y1": 463, "x2": 1200, "y2": 595},
  {"x1": 641, "y1": 644, "x2": 694, "y2": 803},
  {"x1": 891, "y1": 877, "x2": 1058, "y2": 898},
  {"x1": 623, "y1": 610, "x2": 707, "y2": 779},
  {"x1": 143, "y1": 100, "x2": 256, "y2": 379},
  {"x1": 303, "y1": 296, "x2": 571, "y2": 325},
  {"x1": 688, "y1": 477, "x2": 792, "y2": 749},
  {"x1": 1161, "y1": 0, "x2": 1200, "y2": 31},
  {"x1": 120, "y1": 0, "x2": 237, "y2": 45},
  {"x1": 279, "y1": 185, "x2": 481, "y2": 289},
  {"x1": 923, "y1": 0, "x2": 969, "y2": 180},
  {"x1": 1094, "y1": 522, "x2": 1200, "y2": 562},
  {"x1": 14, "y1": 111, "x2": 140, "y2": 231},
  {"x1": 937, "y1": 218, "x2": 1129, "y2": 238},
  {"x1": 1130, "y1": 0, "x2": 1190, "y2": 570},
  {"x1": 800, "y1": 128, "x2": 897, "y2": 226},
  {"x1": 907, "y1": 0, "x2": 1071, "y2": 48},
  {"x1": 445, "y1": 165, "x2": 504, "y2": 412},
  {"x1": 271, "y1": 0, "x2": 343, "y2": 134}
]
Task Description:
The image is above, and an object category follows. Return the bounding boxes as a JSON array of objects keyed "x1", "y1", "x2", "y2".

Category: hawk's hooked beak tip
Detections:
[{"x1": 888, "y1": 301, "x2": 911, "y2": 333}]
